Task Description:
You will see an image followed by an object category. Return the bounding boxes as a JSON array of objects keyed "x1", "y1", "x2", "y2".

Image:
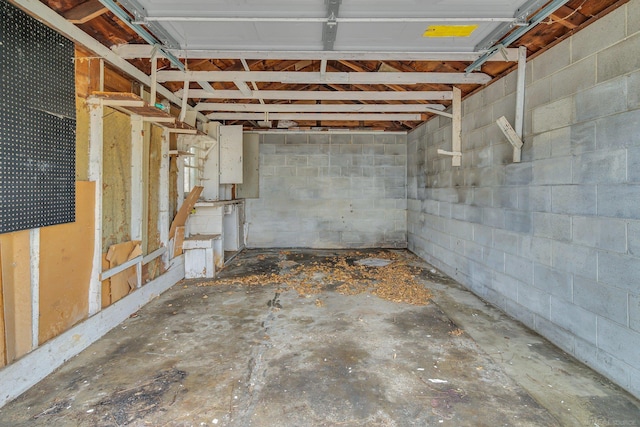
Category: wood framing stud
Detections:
[
  {"x1": 179, "y1": 89, "x2": 453, "y2": 101},
  {"x1": 451, "y1": 86, "x2": 462, "y2": 167}
]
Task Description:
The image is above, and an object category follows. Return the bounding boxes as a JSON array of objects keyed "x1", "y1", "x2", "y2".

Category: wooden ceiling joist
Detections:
[
  {"x1": 156, "y1": 70, "x2": 492, "y2": 85},
  {"x1": 179, "y1": 89, "x2": 453, "y2": 101},
  {"x1": 205, "y1": 113, "x2": 425, "y2": 121},
  {"x1": 195, "y1": 102, "x2": 447, "y2": 114}
]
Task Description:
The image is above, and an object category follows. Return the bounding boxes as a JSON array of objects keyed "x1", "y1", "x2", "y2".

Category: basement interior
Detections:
[{"x1": 0, "y1": 0, "x2": 639, "y2": 425}]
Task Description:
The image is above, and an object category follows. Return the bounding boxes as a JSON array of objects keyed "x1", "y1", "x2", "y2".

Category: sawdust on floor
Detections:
[{"x1": 198, "y1": 250, "x2": 433, "y2": 306}]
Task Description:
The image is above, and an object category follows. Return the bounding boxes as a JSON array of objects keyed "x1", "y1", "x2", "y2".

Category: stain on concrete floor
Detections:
[{"x1": 0, "y1": 249, "x2": 638, "y2": 426}]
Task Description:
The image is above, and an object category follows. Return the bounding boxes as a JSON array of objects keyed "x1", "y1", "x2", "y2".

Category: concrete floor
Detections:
[{"x1": 0, "y1": 249, "x2": 638, "y2": 426}]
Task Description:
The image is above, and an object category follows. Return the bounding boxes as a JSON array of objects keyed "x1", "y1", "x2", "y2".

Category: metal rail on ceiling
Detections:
[{"x1": 465, "y1": 0, "x2": 572, "y2": 73}]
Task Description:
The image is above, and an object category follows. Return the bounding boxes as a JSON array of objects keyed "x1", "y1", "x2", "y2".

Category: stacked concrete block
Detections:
[
  {"x1": 246, "y1": 132, "x2": 407, "y2": 249},
  {"x1": 407, "y1": 3, "x2": 640, "y2": 399}
]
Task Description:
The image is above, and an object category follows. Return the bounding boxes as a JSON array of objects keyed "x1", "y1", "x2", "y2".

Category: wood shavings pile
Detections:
[{"x1": 199, "y1": 251, "x2": 432, "y2": 306}]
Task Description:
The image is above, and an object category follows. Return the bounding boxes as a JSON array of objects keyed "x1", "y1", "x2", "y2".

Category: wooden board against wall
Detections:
[
  {"x1": 102, "y1": 107, "x2": 132, "y2": 252},
  {"x1": 38, "y1": 181, "x2": 95, "y2": 345},
  {"x1": 144, "y1": 125, "x2": 164, "y2": 283},
  {"x1": 0, "y1": 230, "x2": 32, "y2": 363},
  {"x1": 0, "y1": 243, "x2": 6, "y2": 367}
]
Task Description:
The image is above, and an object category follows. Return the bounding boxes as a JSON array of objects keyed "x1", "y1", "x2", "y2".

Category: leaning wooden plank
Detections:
[
  {"x1": 173, "y1": 226, "x2": 185, "y2": 257},
  {"x1": 169, "y1": 186, "x2": 204, "y2": 238},
  {"x1": 63, "y1": 0, "x2": 108, "y2": 24},
  {"x1": 105, "y1": 241, "x2": 141, "y2": 304}
]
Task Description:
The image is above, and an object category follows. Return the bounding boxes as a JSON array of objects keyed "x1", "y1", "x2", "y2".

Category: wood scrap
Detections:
[
  {"x1": 169, "y1": 186, "x2": 203, "y2": 239},
  {"x1": 173, "y1": 226, "x2": 185, "y2": 257}
]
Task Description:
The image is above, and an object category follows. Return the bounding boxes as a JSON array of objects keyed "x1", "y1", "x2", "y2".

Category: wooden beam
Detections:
[
  {"x1": 157, "y1": 70, "x2": 491, "y2": 85},
  {"x1": 62, "y1": 0, "x2": 108, "y2": 24},
  {"x1": 451, "y1": 87, "x2": 462, "y2": 167},
  {"x1": 195, "y1": 102, "x2": 446, "y2": 113},
  {"x1": 112, "y1": 44, "x2": 520, "y2": 62},
  {"x1": 206, "y1": 112, "x2": 423, "y2": 121},
  {"x1": 179, "y1": 89, "x2": 453, "y2": 101}
]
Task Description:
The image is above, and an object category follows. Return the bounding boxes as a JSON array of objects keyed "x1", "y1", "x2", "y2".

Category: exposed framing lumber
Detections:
[
  {"x1": 195, "y1": 103, "x2": 447, "y2": 113},
  {"x1": 62, "y1": 0, "x2": 107, "y2": 24},
  {"x1": 88, "y1": 101, "x2": 103, "y2": 315},
  {"x1": 515, "y1": 46, "x2": 527, "y2": 140},
  {"x1": 156, "y1": 70, "x2": 492, "y2": 85},
  {"x1": 451, "y1": 87, "x2": 462, "y2": 167},
  {"x1": 179, "y1": 89, "x2": 453, "y2": 101},
  {"x1": 111, "y1": 45, "x2": 520, "y2": 62},
  {"x1": 205, "y1": 112, "x2": 424, "y2": 121}
]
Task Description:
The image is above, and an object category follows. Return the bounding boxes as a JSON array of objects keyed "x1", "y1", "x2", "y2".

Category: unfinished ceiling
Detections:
[{"x1": 29, "y1": 0, "x2": 629, "y2": 131}]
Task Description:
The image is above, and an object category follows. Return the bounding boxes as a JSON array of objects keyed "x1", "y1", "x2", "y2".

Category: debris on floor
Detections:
[{"x1": 199, "y1": 250, "x2": 433, "y2": 305}]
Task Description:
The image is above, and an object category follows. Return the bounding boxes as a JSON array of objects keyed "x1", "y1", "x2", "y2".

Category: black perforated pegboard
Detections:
[{"x1": 0, "y1": 0, "x2": 76, "y2": 234}]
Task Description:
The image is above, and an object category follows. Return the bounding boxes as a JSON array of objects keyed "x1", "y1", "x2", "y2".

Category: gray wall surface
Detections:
[
  {"x1": 245, "y1": 132, "x2": 407, "y2": 248},
  {"x1": 407, "y1": 3, "x2": 640, "y2": 399}
]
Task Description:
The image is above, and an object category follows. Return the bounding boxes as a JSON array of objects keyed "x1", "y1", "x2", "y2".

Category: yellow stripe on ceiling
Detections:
[{"x1": 423, "y1": 25, "x2": 478, "y2": 37}]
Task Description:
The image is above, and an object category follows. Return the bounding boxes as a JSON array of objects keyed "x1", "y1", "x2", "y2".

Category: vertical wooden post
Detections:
[
  {"x1": 29, "y1": 229, "x2": 39, "y2": 349},
  {"x1": 159, "y1": 129, "x2": 170, "y2": 265},
  {"x1": 514, "y1": 46, "x2": 527, "y2": 163},
  {"x1": 130, "y1": 115, "x2": 144, "y2": 243},
  {"x1": 88, "y1": 99, "x2": 104, "y2": 315},
  {"x1": 452, "y1": 86, "x2": 462, "y2": 167}
]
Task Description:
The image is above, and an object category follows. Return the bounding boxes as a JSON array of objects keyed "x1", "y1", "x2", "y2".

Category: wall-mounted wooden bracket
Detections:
[
  {"x1": 496, "y1": 116, "x2": 523, "y2": 163},
  {"x1": 437, "y1": 86, "x2": 462, "y2": 167}
]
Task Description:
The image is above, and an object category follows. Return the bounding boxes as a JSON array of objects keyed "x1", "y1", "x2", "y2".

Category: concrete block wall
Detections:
[
  {"x1": 408, "y1": 2, "x2": 640, "y2": 399},
  {"x1": 246, "y1": 132, "x2": 407, "y2": 248}
]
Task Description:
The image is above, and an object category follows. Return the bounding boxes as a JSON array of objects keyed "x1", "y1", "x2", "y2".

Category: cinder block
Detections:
[
  {"x1": 533, "y1": 264, "x2": 572, "y2": 301},
  {"x1": 505, "y1": 210, "x2": 532, "y2": 233},
  {"x1": 518, "y1": 186, "x2": 552, "y2": 212},
  {"x1": 329, "y1": 154, "x2": 351, "y2": 167},
  {"x1": 374, "y1": 134, "x2": 396, "y2": 145},
  {"x1": 570, "y1": 122, "x2": 596, "y2": 155},
  {"x1": 385, "y1": 144, "x2": 406, "y2": 156},
  {"x1": 505, "y1": 253, "x2": 534, "y2": 284},
  {"x1": 533, "y1": 157, "x2": 572, "y2": 185},
  {"x1": 572, "y1": 216, "x2": 627, "y2": 253},
  {"x1": 451, "y1": 203, "x2": 466, "y2": 221},
  {"x1": 525, "y1": 77, "x2": 551, "y2": 111},
  {"x1": 628, "y1": 71, "x2": 640, "y2": 110},
  {"x1": 493, "y1": 228, "x2": 519, "y2": 253},
  {"x1": 483, "y1": 247, "x2": 505, "y2": 272},
  {"x1": 286, "y1": 155, "x2": 308, "y2": 166},
  {"x1": 534, "y1": 316, "x2": 575, "y2": 353},
  {"x1": 532, "y1": 38, "x2": 571, "y2": 80},
  {"x1": 490, "y1": 271, "x2": 519, "y2": 301},
  {"x1": 308, "y1": 134, "x2": 330, "y2": 145},
  {"x1": 552, "y1": 241, "x2": 597, "y2": 279},
  {"x1": 595, "y1": 109, "x2": 640, "y2": 150},
  {"x1": 492, "y1": 93, "x2": 517, "y2": 125},
  {"x1": 260, "y1": 144, "x2": 276, "y2": 154},
  {"x1": 597, "y1": 32, "x2": 640, "y2": 83},
  {"x1": 551, "y1": 185, "x2": 597, "y2": 216},
  {"x1": 464, "y1": 240, "x2": 484, "y2": 260},
  {"x1": 572, "y1": 6, "x2": 626, "y2": 62},
  {"x1": 465, "y1": 205, "x2": 483, "y2": 224},
  {"x1": 575, "y1": 78, "x2": 628, "y2": 123},
  {"x1": 550, "y1": 56, "x2": 597, "y2": 100},
  {"x1": 630, "y1": 293, "x2": 640, "y2": 333},
  {"x1": 374, "y1": 155, "x2": 396, "y2": 167},
  {"x1": 517, "y1": 282, "x2": 550, "y2": 317},
  {"x1": 340, "y1": 144, "x2": 362, "y2": 155},
  {"x1": 573, "y1": 277, "x2": 628, "y2": 325},
  {"x1": 573, "y1": 149, "x2": 627, "y2": 184},
  {"x1": 263, "y1": 133, "x2": 285, "y2": 144},
  {"x1": 473, "y1": 187, "x2": 493, "y2": 207},
  {"x1": 351, "y1": 134, "x2": 372, "y2": 145},
  {"x1": 533, "y1": 212, "x2": 571, "y2": 241},
  {"x1": 330, "y1": 134, "x2": 351, "y2": 145},
  {"x1": 597, "y1": 184, "x2": 640, "y2": 219},
  {"x1": 505, "y1": 162, "x2": 533, "y2": 186},
  {"x1": 628, "y1": 220, "x2": 640, "y2": 256},
  {"x1": 520, "y1": 236, "x2": 552, "y2": 266},
  {"x1": 597, "y1": 317, "x2": 640, "y2": 368},
  {"x1": 473, "y1": 223, "x2": 493, "y2": 246},
  {"x1": 307, "y1": 155, "x2": 329, "y2": 167},
  {"x1": 627, "y1": 147, "x2": 640, "y2": 182},
  {"x1": 262, "y1": 154, "x2": 284, "y2": 166},
  {"x1": 505, "y1": 300, "x2": 536, "y2": 328},
  {"x1": 275, "y1": 166, "x2": 296, "y2": 177},
  {"x1": 550, "y1": 296, "x2": 597, "y2": 344},
  {"x1": 574, "y1": 337, "x2": 630, "y2": 393},
  {"x1": 532, "y1": 97, "x2": 573, "y2": 134},
  {"x1": 286, "y1": 133, "x2": 308, "y2": 144},
  {"x1": 630, "y1": 0, "x2": 640, "y2": 35},
  {"x1": 532, "y1": 133, "x2": 551, "y2": 160},
  {"x1": 296, "y1": 167, "x2": 319, "y2": 177},
  {"x1": 598, "y1": 251, "x2": 640, "y2": 292},
  {"x1": 482, "y1": 207, "x2": 505, "y2": 228},
  {"x1": 549, "y1": 127, "x2": 572, "y2": 157},
  {"x1": 362, "y1": 144, "x2": 385, "y2": 155}
]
